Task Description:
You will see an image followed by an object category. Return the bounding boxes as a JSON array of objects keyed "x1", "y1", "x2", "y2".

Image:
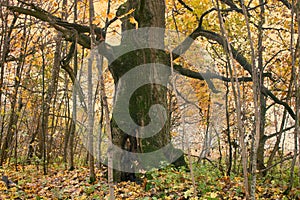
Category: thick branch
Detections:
[
  {"x1": 262, "y1": 87, "x2": 295, "y2": 119},
  {"x1": 174, "y1": 64, "x2": 257, "y2": 82},
  {"x1": 172, "y1": 14, "x2": 295, "y2": 119},
  {"x1": 7, "y1": 5, "x2": 114, "y2": 60},
  {"x1": 180, "y1": 28, "x2": 296, "y2": 118},
  {"x1": 8, "y1": 6, "x2": 91, "y2": 48}
]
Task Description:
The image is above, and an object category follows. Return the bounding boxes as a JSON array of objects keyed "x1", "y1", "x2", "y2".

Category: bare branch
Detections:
[
  {"x1": 278, "y1": 0, "x2": 292, "y2": 9},
  {"x1": 172, "y1": 23, "x2": 296, "y2": 119},
  {"x1": 262, "y1": 86, "x2": 296, "y2": 119},
  {"x1": 7, "y1": 3, "x2": 295, "y2": 120},
  {"x1": 177, "y1": 0, "x2": 193, "y2": 12},
  {"x1": 173, "y1": 64, "x2": 260, "y2": 82},
  {"x1": 220, "y1": 0, "x2": 243, "y2": 13},
  {"x1": 266, "y1": 125, "x2": 295, "y2": 140},
  {"x1": 7, "y1": 5, "x2": 115, "y2": 60},
  {"x1": 259, "y1": 154, "x2": 297, "y2": 173}
]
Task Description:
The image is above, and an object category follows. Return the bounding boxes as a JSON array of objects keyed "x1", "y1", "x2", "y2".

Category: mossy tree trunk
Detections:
[{"x1": 109, "y1": 0, "x2": 185, "y2": 182}]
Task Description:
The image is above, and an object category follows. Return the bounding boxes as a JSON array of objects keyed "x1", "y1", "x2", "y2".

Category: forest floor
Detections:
[{"x1": 0, "y1": 163, "x2": 299, "y2": 199}]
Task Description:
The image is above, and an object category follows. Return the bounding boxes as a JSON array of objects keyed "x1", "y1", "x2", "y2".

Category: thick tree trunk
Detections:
[{"x1": 109, "y1": 0, "x2": 185, "y2": 182}]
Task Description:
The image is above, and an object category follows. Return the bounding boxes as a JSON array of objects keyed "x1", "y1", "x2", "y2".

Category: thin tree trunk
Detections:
[
  {"x1": 296, "y1": 0, "x2": 300, "y2": 183},
  {"x1": 199, "y1": 96, "x2": 211, "y2": 163},
  {"x1": 0, "y1": 42, "x2": 23, "y2": 166},
  {"x1": 0, "y1": 1, "x2": 17, "y2": 110},
  {"x1": 14, "y1": 95, "x2": 23, "y2": 170},
  {"x1": 215, "y1": 0, "x2": 249, "y2": 198},
  {"x1": 0, "y1": 11, "x2": 19, "y2": 166},
  {"x1": 87, "y1": 50, "x2": 96, "y2": 182},
  {"x1": 62, "y1": 75, "x2": 71, "y2": 166},
  {"x1": 41, "y1": 33, "x2": 62, "y2": 174},
  {"x1": 69, "y1": 0, "x2": 78, "y2": 171},
  {"x1": 97, "y1": 53, "x2": 115, "y2": 198},
  {"x1": 87, "y1": 0, "x2": 96, "y2": 183},
  {"x1": 267, "y1": 109, "x2": 288, "y2": 167},
  {"x1": 63, "y1": 116, "x2": 71, "y2": 166},
  {"x1": 284, "y1": 0, "x2": 299, "y2": 194},
  {"x1": 97, "y1": 100, "x2": 103, "y2": 168},
  {"x1": 48, "y1": 91, "x2": 62, "y2": 163},
  {"x1": 26, "y1": 112, "x2": 40, "y2": 163},
  {"x1": 225, "y1": 68, "x2": 232, "y2": 176},
  {"x1": 169, "y1": 48, "x2": 197, "y2": 197},
  {"x1": 240, "y1": 0, "x2": 265, "y2": 198}
]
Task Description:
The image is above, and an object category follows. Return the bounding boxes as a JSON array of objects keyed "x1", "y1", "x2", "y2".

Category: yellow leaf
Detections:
[
  {"x1": 107, "y1": 13, "x2": 114, "y2": 19},
  {"x1": 129, "y1": 16, "x2": 138, "y2": 29},
  {"x1": 117, "y1": 8, "x2": 135, "y2": 19},
  {"x1": 127, "y1": 8, "x2": 135, "y2": 15},
  {"x1": 129, "y1": 16, "x2": 135, "y2": 24}
]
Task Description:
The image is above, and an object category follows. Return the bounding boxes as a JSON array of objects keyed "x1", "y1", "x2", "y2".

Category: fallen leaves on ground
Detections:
[{"x1": 0, "y1": 164, "x2": 299, "y2": 199}]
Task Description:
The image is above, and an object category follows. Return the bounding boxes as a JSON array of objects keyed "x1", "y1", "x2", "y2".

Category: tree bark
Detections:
[
  {"x1": 87, "y1": 0, "x2": 96, "y2": 183},
  {"x1": 108, "y1": 0, "x2": 186, "y2": 182}
]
